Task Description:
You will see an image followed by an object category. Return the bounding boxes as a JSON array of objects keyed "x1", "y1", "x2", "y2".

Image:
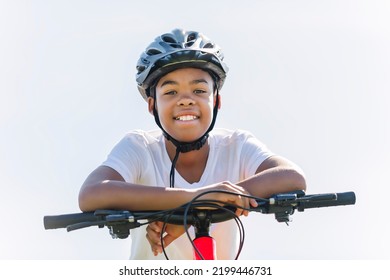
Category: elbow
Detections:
[
  {"x1": 276, "y1": 164, "x2": 307, "y2": 194},
  {"x1": 78, "y1": 189, "x2": 89, "y2": 212},
  {"x1": 298, "y1": 173, "x2": 307, "y2": 192},
  {"x1": 290, "y1": 167, "x2": 307, "y2": 192},
  {"x1": 78, "y1": 184, "x2": 97, "y2": 212}
]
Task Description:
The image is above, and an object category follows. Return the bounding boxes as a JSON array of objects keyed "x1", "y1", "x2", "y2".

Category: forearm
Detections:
[
  {"x1": 78, "y1": 166, "x2": 196, "y2": 212},
  {"x1": 79, "y1": 181, "x2": 195, "y2": 212},
  {"x1": 78, "y1": 165, "x2": 257, "y2": 214},
  {"x1": 238, "y1": 166, "x2": 306, "y2": 199}
]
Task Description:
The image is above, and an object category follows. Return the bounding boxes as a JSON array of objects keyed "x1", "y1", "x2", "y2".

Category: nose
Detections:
[{"x1": 177, "y1": 95, "x2": 195, "y2": 106}]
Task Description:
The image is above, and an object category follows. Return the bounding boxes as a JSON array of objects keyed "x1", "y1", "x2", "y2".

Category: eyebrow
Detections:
[{"x1": 160, "y1": 78, "x2": 209, "y2": 87}]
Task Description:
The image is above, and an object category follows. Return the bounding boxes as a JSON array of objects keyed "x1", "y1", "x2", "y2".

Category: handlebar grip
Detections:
[
  {"x1": 299, "y1": 191, "x2": 356, "y2": 210},
  {"x1": 44, "y1": 212, "x2": 99, "y2": 229}
]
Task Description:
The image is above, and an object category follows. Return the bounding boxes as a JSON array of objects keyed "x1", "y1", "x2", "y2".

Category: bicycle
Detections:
[{"x1": 43, "y1": 190, "x2": 356, "y2": 260}]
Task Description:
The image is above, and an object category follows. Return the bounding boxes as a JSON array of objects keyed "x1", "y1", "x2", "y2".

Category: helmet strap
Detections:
[{"x1": 152, "y1": 88, "x2": 220, "y2": 188}]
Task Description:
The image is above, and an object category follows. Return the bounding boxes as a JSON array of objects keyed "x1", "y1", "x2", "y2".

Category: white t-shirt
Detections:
[{"x1": 102, "y1": 128, "x2": 273, "y2": 259}]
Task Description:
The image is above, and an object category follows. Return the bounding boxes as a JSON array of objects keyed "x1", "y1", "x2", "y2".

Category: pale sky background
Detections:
[{"x1": 0, "y1": 0, "x2": 389, "y2": 260}]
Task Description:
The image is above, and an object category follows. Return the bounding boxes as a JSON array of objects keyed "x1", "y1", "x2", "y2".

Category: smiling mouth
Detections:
[{"x1": 174, "y1": 115, "x2": 199, "y2": 121}]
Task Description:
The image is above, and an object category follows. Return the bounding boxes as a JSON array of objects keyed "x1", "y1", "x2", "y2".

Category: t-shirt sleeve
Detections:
[
  {"x1": 240, "y1": 131, "x2": 274, "y2": 178},
  {"x1": 101, "y1": 135, "x2": 142, "y2": 183}
]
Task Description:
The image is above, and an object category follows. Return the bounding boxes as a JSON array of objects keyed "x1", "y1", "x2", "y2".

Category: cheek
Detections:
[
  {"x1": 202, "y1": 100, "x2": 214, "y2": 126},
  {"x1": 208, "y1": 96, "x2": 216, "y2": 113},
  {"x1": 154, "y1": 99, "x2": 171, "y2": 124}
]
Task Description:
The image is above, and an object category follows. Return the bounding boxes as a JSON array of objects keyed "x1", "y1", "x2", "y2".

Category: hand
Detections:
[
  {"x1": 146, "y1": 221, "x2": 186, "y2": 256},
  {"x1": 195, "y1": 181, "x2": 258, "y2": 217}
]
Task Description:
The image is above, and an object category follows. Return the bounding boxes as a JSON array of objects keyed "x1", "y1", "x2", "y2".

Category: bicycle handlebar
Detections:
[
  {"x1": 44, "y1": 190, "x2": 356, "y2": 237},
  {"x1": 295, "y1": 191, "x2": 356, "y2": 209}
]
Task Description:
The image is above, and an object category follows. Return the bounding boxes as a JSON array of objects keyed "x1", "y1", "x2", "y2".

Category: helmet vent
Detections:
[
  {"x1": 136, "y1": 65, "x2": 146, "y2": 73},
  {"x1": 203, "y1": 43, "x2": 214, "y2": 49},
  {"x1": 170, "y1": 43, "x2": 182, "y2": 48},
  {"x1": 185, "y1": 33, "x2": 197, "y2": 47},
  {"x1": 161, "y1": 35, "x2": 182, "y2": 48},
  {"x1": 162, "y1": 35, "x2": 177, "y2": 43},
  {"x1": 187, "y1": 33, "x2": 197, "y2": 42},
  {"x1": 146, "y1": 48, "x2": 162, "y2": 56}
]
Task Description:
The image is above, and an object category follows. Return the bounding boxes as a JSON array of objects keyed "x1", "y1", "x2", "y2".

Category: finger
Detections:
[
  {"x1": 163, "y1": 233, "x2": 176, "y2": 248},
  {"x1": 146, "y1": 232, "x2": 163, "y2": 256},
  {"x1": 238, "y1": 210, "x2": 250, "y2": 217},
  {"x1": 233, "y1": 195, "x2": 244, "y2": 216},
  {"x1": 148, "y1": 221, "x2": 163, "y2": 233},
  {"x1": 146, "y1": 225, "x2": 163, "y2": 246},
  {"x1": 240, "y1": 197, "x2": 257, "y2": 216},
  {"x1": 238, "y1": 195, "x2": 252, "y2": 216},
  {"x1": 250, "y1": 198, "x2": 258, "y2": 208}
]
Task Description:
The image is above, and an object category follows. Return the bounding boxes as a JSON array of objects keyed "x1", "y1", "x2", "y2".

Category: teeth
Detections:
[{"x1": 175, "y1": 115, "x2": 198, "y2": 121}]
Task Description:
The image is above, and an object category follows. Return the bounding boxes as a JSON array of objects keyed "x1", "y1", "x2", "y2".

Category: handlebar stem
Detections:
[{"x1": 193, "y1": 210, "x2": 212, "y2": 238}]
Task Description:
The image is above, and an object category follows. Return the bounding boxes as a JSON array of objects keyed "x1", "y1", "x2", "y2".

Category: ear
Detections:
[{"x1": 147, "y1": 97, "x2": 156, "y2": 115}]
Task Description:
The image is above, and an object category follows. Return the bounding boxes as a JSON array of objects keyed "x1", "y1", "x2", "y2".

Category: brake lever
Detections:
[
  {"x1": 66, "y1": 210, "x2": 140, "y2": 238},
  {"x1": 260, "y1": 191, "x2": 305, "y2": 224},
  {"x1": 67, "y1": 220, "x2": 107, "y2": 232}
]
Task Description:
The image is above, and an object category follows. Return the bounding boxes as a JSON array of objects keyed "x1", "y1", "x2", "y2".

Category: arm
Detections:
[
  {"x1": 78, "y1": 165, "x2": 256, "y2": 213},
  {"x1": 144, "y1": 155, "x2": 305, "y2": 256},
  {"x1": 238, "y1": 155, "x2": 307, "y2": 198},
  {"x1": 78, "y1": 166, "x2": 195, "y2": 212}
]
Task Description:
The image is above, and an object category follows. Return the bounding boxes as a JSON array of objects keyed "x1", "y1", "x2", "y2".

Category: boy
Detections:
[{"x1": 78, "y1": 28, "x2": 306, "y2": 259}]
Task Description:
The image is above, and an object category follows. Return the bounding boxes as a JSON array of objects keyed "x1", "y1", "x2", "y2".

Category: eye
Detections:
[
  {"x1": 194, "y1": 89, "x2": 207, "y2": 94},
  {"x1": 164, "y1": 90, "x2": 177, "y2": 96}
]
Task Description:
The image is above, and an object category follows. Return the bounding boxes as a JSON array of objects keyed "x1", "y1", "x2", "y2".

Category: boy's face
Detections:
[{"x1": 148, "y1": 68, "x2": 220, "y2": 143}]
